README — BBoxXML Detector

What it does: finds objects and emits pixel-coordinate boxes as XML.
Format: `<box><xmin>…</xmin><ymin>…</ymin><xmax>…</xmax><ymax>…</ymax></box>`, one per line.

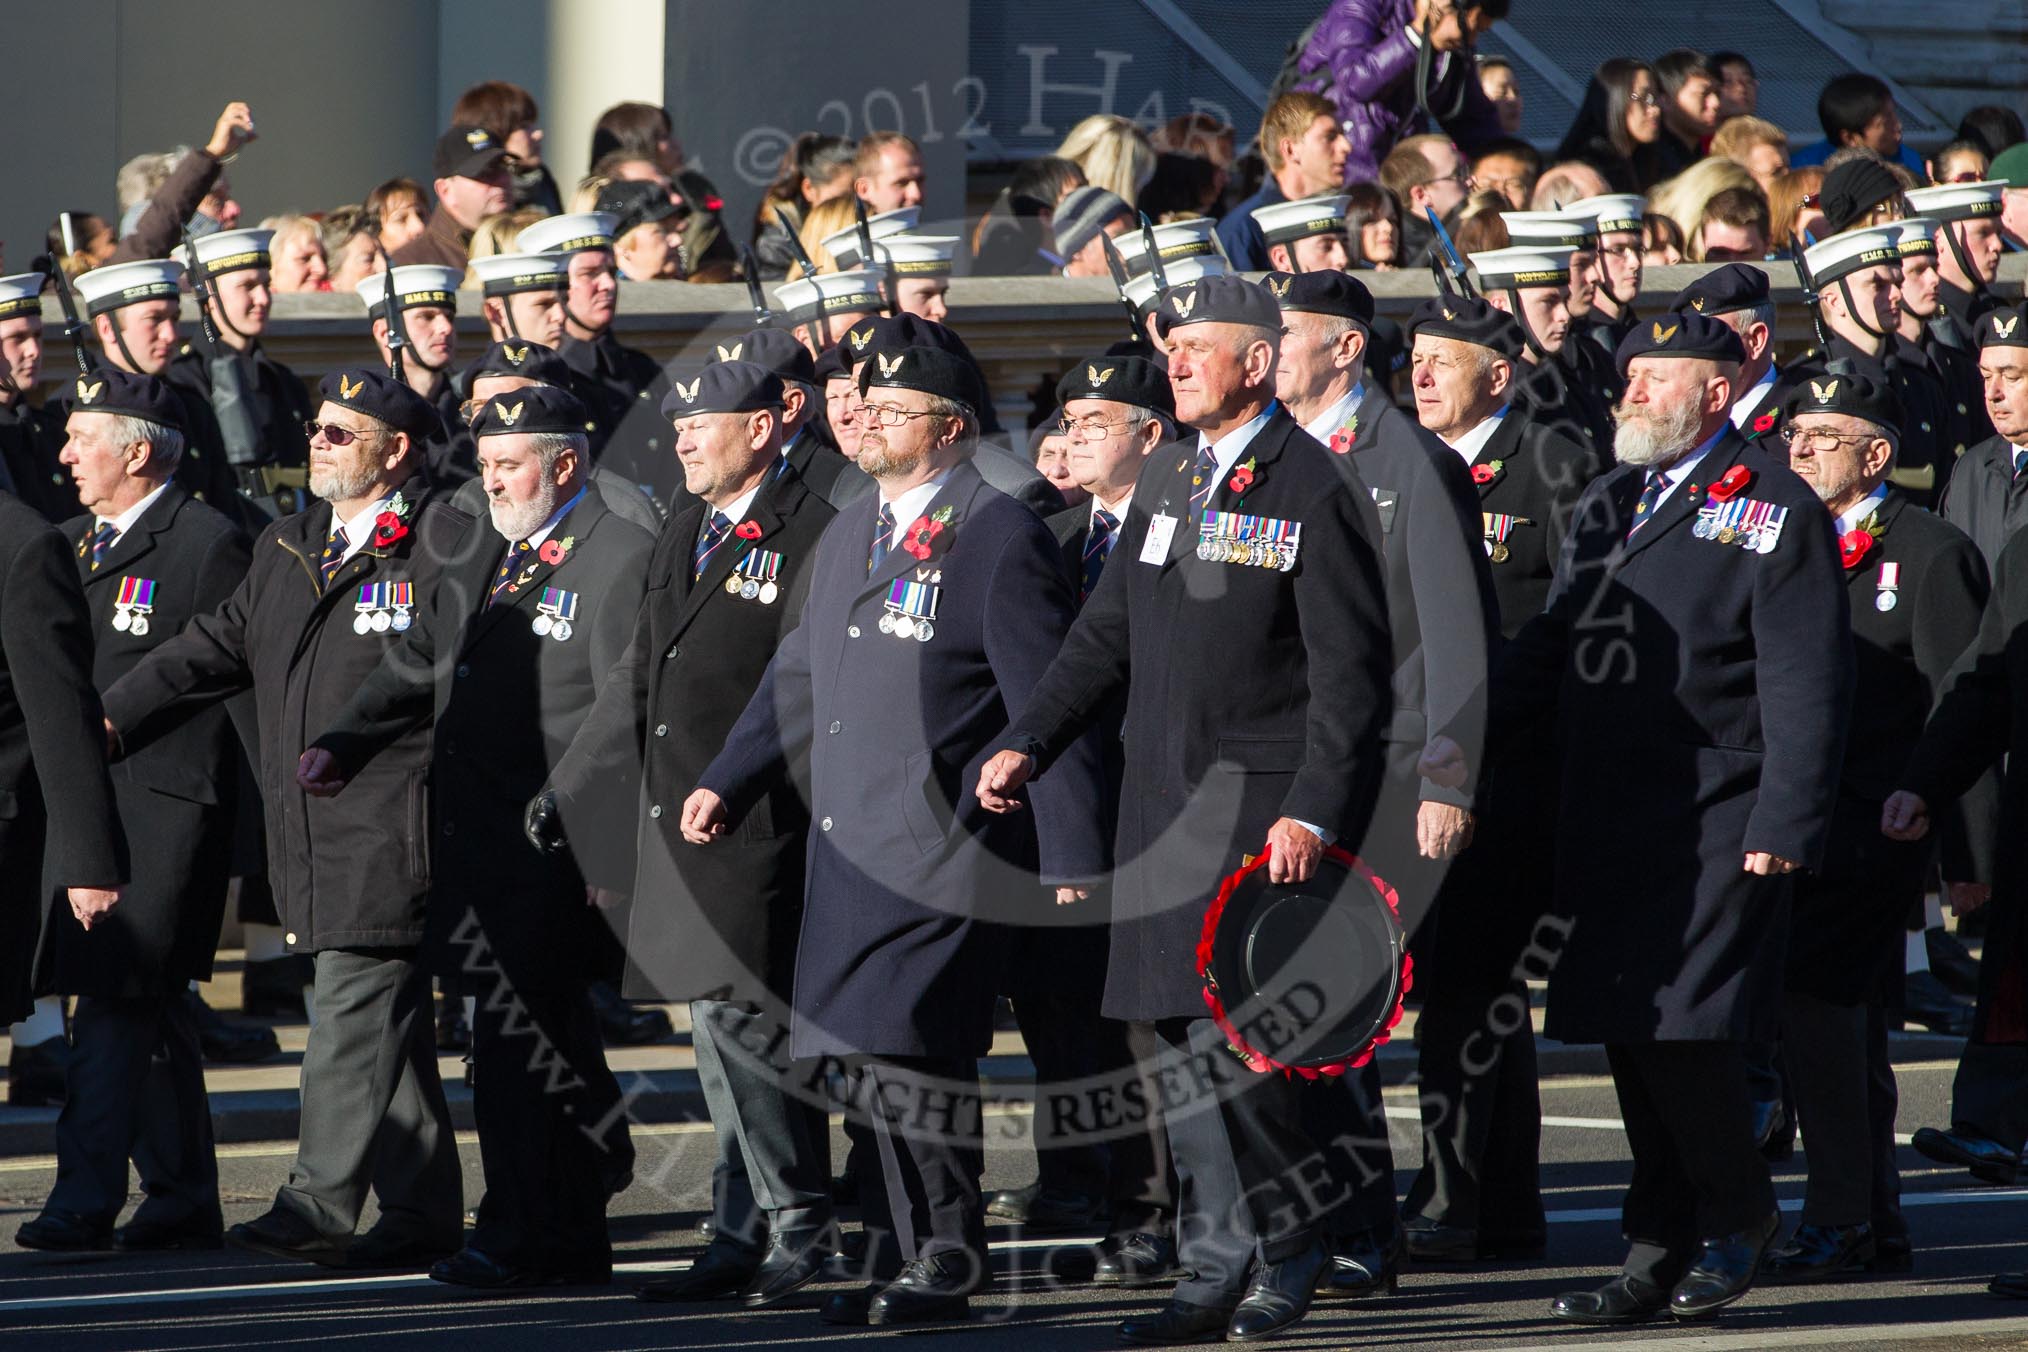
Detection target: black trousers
<box><xmin>1767</xmin><ymin>997</ymin><xmax>1904</xmax><ymax>1234</ymax></box>
<box><xmin>1302</xmin><ymin>1059</ymin><xmax>1398</xmax><ymax>1243</ymax></box>
<box><xmin>1112</xmin><ymin>1018</ymin><xmax>1178</xmax><ymax>1237</ymax></box>
<box><xmin>862</xmin><ymin>1055</ymin><xmax>985</xmax><ymax>1278</ymax></box>
<box><xmin>1007</xmin><ymin>925</ymin><xmax>1119</xmax><ymax>1202</ymax></box>
<box><xmin>1606</xmin><ymin>1041</ymin><xmax>1775</xmax><ymax>1290</ymax></box>
<box><xmin>47</xmin><ymin>993</ymin><xmax>218</xmax><ymax>1228</ymax></box>
<box><xmin>1952</xmin><ymin>1041</ymin><xmax>2028</xmax><ymax>1149</ymax></box>
<box><xmin>467</xmin><ymin>986</ymin><xmax>615</xmax><ymax>1271</ymax></box>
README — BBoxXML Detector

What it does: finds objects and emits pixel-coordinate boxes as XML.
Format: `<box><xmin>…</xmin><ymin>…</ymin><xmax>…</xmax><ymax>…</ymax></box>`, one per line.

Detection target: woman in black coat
<box><xmin>1556</xmin><ymin>58</ymin><xmax>1672</xmax><ymax>194</ymax></box>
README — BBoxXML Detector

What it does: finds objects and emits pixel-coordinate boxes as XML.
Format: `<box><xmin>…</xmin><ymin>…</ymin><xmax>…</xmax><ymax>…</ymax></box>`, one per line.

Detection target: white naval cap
<box><xmin>1112</xmin><ymin>216</ymin><xmax>1221</xmax><ymax>277</ymax></box>
<box><xmin>1890</xmin><ymin>217</ymin><xmax>1940</xmax><ymax>258</ymax></box>
<box><xmin>1499</xmin><ymin>210</ymin><xmax>1598</xmax><ymax>248</ymax></box>
<box><xmin>773</xmin><ymin>269</ymin><xmax>887</xmax><ymax>325</ymax></box>
<box><xmin>1248</xmin><ymin>194</ymin><xmax>1351</xmax><ymax>246</ymax></box>
<box><xmin>515</xmin><ymin>212</ymin><xmax>617</xmax><ymax>256</ymax></box>
<box><xmin>1565</xmin><ymin>194</ymin><xmax>1646</xmax><ymax>236</ymax></box>
<box><xmin>470</xmin><ymin>251</ymin><xmax>568</xmax><ymax>296</ymax></box>
<box><xmin>866</xmin><ymin>234</ymin><xmax>959</xmax><ymax>278</ymax></box>
<box><xmin>354</xmin><ymin>265</ymin><xmax>463</xmax><ymax>318</ymax></box>
<box><xmin>819</xmin><ymin>206</ymin><xmax>922</xmax><ymax>269</ymax></box>
<box><xmin>189</xmin><ymin>227</ymin><xmax>274</xmax><ymax>275</ymax></box>
<box><xmin>1122</xmin><ymin>254</ymin><xmax>1229</xmax><ymax>315</ymax></box>
<box><xmin>1470</xmin><ymin>245</ymin><xmax>1578</xmax><ymax>290</ymax></box>
<box><xmin>1902</xmin><ymin>180</ymin><xmax>2005</xmax><ymax>223</ymax></box>
<box><xmin>0</xmin><ymin>272</ymin><xmax>44</xmax><ymax>321</ymax></box>
<box><xmin>73</xmin><ymin>258</ymin><xmax>184</xmax><ymax>317</ymax></box>
<box><xmin>1804</xmin><ymin>226</ymin><xmax>1902</xmax><ymax>288</ymax></box>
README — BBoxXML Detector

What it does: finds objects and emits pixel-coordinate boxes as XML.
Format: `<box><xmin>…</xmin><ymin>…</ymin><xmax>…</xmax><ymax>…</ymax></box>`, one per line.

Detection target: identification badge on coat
<box><xmin>532</xmin><ymin>587</ymin><xmax>579</xmax><ymax>640</ymax></box>
<box><xmin>1693</xmin><ymin>497</ymin><xmax>1788</xmax><ymax>553</ymax></box>
<box><xmin>1482</xmin><ymin>513</ymin><xmax>1531</xmax><ymax>563</ymax></box>
<box><xmin>1196</xmin><ymin>511</ymin><xmax>1300</xmax><ymax>571</ymax></box>
<box><xmin>878</xmin><ymin>577</ymin><xmax>939</xmax><ymax>641</ymax></box>
<box><xmin>111</xmin><ymin>576</ymin><xmax>156</xmax><ymax>635</ymax></box>
<box><xmin>1876</xmin><ymin>561</ymin><xmax>1901</xmax><ymax>612</ymax></box>
<box><xmin>1140</xmin><ymin>513</ymin><xmax>1178</xmax><ymax>565</ymax></box>
<box><xmin>724</xmin><ymin>548</ymin><xmax>783</xmax><ymax>605</ymax></box>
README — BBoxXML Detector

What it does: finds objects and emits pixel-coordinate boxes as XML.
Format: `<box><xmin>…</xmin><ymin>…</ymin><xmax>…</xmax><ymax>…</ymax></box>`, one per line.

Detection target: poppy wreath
<box><xmin>1194</xmin><ymin>843</ymin><xmax>1412</xmax><ymax>1081</ymax></box>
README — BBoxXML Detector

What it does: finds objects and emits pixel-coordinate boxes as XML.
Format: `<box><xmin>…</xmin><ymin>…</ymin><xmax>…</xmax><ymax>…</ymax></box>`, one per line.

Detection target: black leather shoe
<box><xmin>589</xmin><ymin>981</ymin><xmax>672</xmax><ymax>1046</ymax></box>
<box><xmin>1117</xmin><ymin>1300</ymin><xmax>1233</xmax><ymax>1345</ymax></box>
<box><xmin>1095</xmin><ymin>1231</ymin><xmax>1183</xmax><ymax>1287</ymax></box>
<box><xmin>1403</xmin><ymin>1218</ymin><xmax>1477</xmax><ymax>1264</ymax></box>
<box><xmin>1895</xmin><ymin>971</ymin><xmax>1974</xmax><ymax>1036</ymax></box>
<box><xmin>345</xmin><ymin>1227</ymin><xmax>459</xmax><ymax>1271</ymax></box>
<box><xmin>738</xmin><ymin>1232</ymin><xmax>836</xmax><ymax>1308</ymax></box>
<box><xmin>867</xmin><ymin>1253</ymin><xmax>980</xmax><ymax>1326</ymax></box>
<box><xmin>226</xmin><ymin>1208</ymin><xmax>346</xmax><ymax>1266</ymax></box>
<box><xmin>1927</xmin><ymin>927</ymin><xmax>1980</xmax><ymax>996</ymax></box>
<box><xmin>1868</xmin><ymin>1232</ymin><xmax>1914</xmax><ymax>1273</ymax></box>
<box><xmin>1751</xmin><ymin>1099</ymin><xmax>1794</xmax><ymax>1162</ymax></box>
<box><xmin>821</xmin><ymin>1286</ymin><xmax>875</xmax><ymax>1325</ymax></box>
<box><xmin>241</xmin><ymin>955</ymin><xmax>312</xmax><ymax>1017</ymax></box>
<box><xmin>1670</xmin><ymin>1211</ymin><xmax>1780</xmax><ymax>1318</ymax></box>
<box><xmin>113</xmin><ymin>1213</ymin><xmax>224</xmax><ymax>1251</ymax></box>
<box><xmin>430</xmin><ymin>1245</ymin><xmax>608</xmax><ymax>1288</ymax></box>
<box><xmin>7</xmin><ymin>1038</ymin><xmax>69</xmax><ymax>1107</ymax></box>
<box><xmin>1320</xmin><ymin>1228</ymin><xmax>1401</xmax><ymax>1296</ymax></box>
<box><xmin>986</xmin><ymin>1181</ymin><xmax>1103</xmax><ymax>1231</ymax></box>
<box><xmin>187</xmin><ymin>988</ymin><xmax>281</xmax><ymax>1064</ymax></box>
<box><xmin>1912</xmin><ymin>1125</ymin><xmax>2021</xmax><ymax>1185</ymax></box>
<box><xmin>1548</xmin><ymin>1275</ymin><xmax>1669</xmax><ymax>1325</ymax></box>
<box><xmin>636</xmin><ymin>1243</ymin><xmax>760</xmax><ymax>1301</ymax></box>
<box><xmin>1761</xmin><ymin>1222</ymin><xmax>1874</xmax><ymax>1283</ymax></box>
<box><xmin>434</xmin><ymin>994</ymin><xmax>471</xmax><ymax>1052</ymax></box>
<box><xmin>1227</xmin><ymin>1241</ymin><xmax>1327</xmax><ymax>1340</ymax></box>
<box><xmin>1989</xmin><ymin>1269</ymin><xmax>2028</xmax><ymax>1298</ymax></box>
<box><xmin>16</xmin><ymin>1210</ymin><xmax>113</xmax><ymax>1252</ymax></box>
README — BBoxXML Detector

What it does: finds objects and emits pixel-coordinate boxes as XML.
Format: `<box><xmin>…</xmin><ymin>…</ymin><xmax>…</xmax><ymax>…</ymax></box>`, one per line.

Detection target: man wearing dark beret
<box><xmin>14</xmin><ymin>370</ymin><xmax>248</xmax><ymax>1254</ymax></box>
<box><xmin>1398</xmin><ymin>293</ymin><xmax>1600</xmax><ymax>1267</ymax></box>
<box><xmin>538</xmin><ymin>360</ymin><xmax>841</xmax><ymax>1307</ymax></box>
<box><xmin>1939</xmin><ymin>304</ymin><xmax>2028</xmax><ymax>568</ymax></box>
<box><xmin>981</xmin><ymin>273</ymin><xmax>1394</xmax><ymax>1343</ymax></box>
<box><xmin>1425</xmin><ymin>309</ymin><xmax>1852</xmax><ymax>1326</ymax></box>
<box><xmin>683</xmin><ymin>346</ymin><xmax>1106</xmax><ymax>1327</ymax></box>
<box><xmin>298</xmin><ymin>383</ymin><xmax>654</xmax><ymax>1288</ymax></box>
<box><xmin>1269</xmin><ymin>267</ymin><xmax>1501</xmax><ymax>1288</ymax></box>
<box><xmin>98</xmin><ymin>367</ymin><xmax>470</xmax><ymax>1269</ymax></box>
<box><xmin>1668</xmin><ymin>262</ymin><xmax>1794</xmax><ymax>443</ymax></box>
<box><xmin>1751</xmin><ymin>371</ymin><xmax>1990</xmax><ymax>1282</ymax></box>
<box><xmin>709</xmin><ymin>326</ymin><xmax>868</xmax><ymax>506</ymax></box>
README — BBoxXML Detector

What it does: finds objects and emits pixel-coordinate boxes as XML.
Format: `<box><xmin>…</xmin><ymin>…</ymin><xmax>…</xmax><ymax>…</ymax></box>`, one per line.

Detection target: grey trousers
<box><xmin>274</xmin><ymin>948</ymin><xmax>461</xmax><ymax>1244</ymax></box>
<box><xmin>690</xmin><ymin>998</ymin><xmax>834</xmax><ymax>1249</ymax></box>
<box><xmin>48</xmin><ymin>993</ymin><xmax>219</xmax><ymax>1228</ymax></box>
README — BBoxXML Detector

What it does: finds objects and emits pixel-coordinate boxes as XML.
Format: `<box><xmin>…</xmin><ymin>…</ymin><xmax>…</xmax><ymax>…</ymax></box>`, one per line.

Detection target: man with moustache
<box><xmin>1423</xmin><ymin>312</ymin><xmax>1851</xmax><ymax>1326</ymax></box>
<box><xmin>299</xmin><ymin>384</ymin><xmax>652</xmax><ymax>1289</ymax></box>
<box><xmin>707</xmin><ymin>326</ymin><xmax>867</xmax><ymax>507</ymax></box>
<box><xmin>100</xmin><ymin>369</ymin><xmax>468</xmax><ymax>1270</ymax></box>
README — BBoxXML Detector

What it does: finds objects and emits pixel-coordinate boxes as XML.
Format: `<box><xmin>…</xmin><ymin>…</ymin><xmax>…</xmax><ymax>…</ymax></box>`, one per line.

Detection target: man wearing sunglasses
<box><xmin>98</xmin><ymin>369</ymin><xmax>470</xmax><ymax>1273</ymax></box>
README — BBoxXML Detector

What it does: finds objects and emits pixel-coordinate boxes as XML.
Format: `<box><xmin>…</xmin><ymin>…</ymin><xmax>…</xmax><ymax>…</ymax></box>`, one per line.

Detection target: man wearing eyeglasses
<box><xmin>99</xmin><ymin>369</ymin><xmax>470</xmax><ymax>1273</ymax></box>
<box><xmin>1759</xmin><ymin>372</ymin><xmax>1991</xmax><ymax>1283</ymax></box>
<box><xmin>1380</xmin><ymin>135</ymin><xmax>1476</xmax><ymax>271</ymax></box>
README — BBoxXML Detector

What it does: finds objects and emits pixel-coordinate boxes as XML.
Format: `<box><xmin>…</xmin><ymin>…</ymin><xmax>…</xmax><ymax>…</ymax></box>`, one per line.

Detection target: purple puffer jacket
<box><xmin>1297</xmin><ymin>0</ymin><xmax>1503</xmax><ymax>184</ymax></box>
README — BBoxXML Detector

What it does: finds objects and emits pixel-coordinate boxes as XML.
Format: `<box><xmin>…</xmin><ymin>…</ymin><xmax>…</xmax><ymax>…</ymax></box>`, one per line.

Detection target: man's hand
<box><xmin>1266</xmin><ymin>818</ymin><xmax>1323</xmax><ymax>884</ymax></box>
<box><xmin>1054</xmin><ymin>886</ymin><xmax>1089</xmax><ymax>907</ymax></box>
<box><xmin>206</xmin><ymin>102</ymin><xmax>257</xmax><ymax>159</ymax></box>
<box><xmin>297</xmin><ymin>748</ymin><xmax>349</xmax><ymax>797</ymax></box>
<box><xmin>1948</xmin><ymin>881</ymin><xmax>1992</xmax><ymax>917</ymax></box>
<box><xmin>1881</xmin><ymin>790</ymin><xmax>1931</xmax><ymax>842</ymax></box>
<box><xmin>681</xmin><ymin>788</ymin><xmax>730</xmax><ymax>845</ymax></box>
<box><xmin>524</xmin><ymin>790</ymin><xmax>569</xmax><ymax>854</ymax></box>
<box><xmin>68</xmin><ymin>886</ymin><xmax>120</xmax><ymax>931</ymax></box>
<box><xmin>976</xmin><ymin>750</ymin><xmax>1036</xmax><ymax>814</ymax></box>
<box><xmin>1417</xmin><ymin>735</ymin><xmax>1469</xmax><ymax>790</ymax></box>
<box><xmin>1416</xmin><ymin>801</ymin><xmax>1475</xmax><ymax>861</ymax></box>
<box><xmin>1743</xmin><ymin>852</ymin><xmax>1799</xmax><ymax>876</ymax></box>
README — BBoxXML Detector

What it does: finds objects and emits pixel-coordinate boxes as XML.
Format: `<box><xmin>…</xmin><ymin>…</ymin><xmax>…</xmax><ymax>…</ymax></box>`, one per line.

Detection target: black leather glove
<box><xmin>524</xmin><ymin>788</ymin><xmax>570</xmax><ymax>854</ymax></box>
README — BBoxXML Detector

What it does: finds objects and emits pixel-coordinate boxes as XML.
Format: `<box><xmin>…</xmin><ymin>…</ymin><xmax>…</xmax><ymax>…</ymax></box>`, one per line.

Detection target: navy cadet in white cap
<box><xmin>1565</xmin><ymin>194</ymin><xmax>1648</xmax><ymax>367</ymax></box>
<box><xmin>0</xmin><ymin>270</ymin><xmax>79</xmax><ymax>519</ymax></box>
<box><xmin>357</xmin><ymin>264</ymin><xmax>469</xmax><ymax>486</ymax></box>
<box><xmin>1904</xmin><ymin>180</ymin><xmax>2010</xmax><ymax>348</ymax></box>
<box><xmin>774</xmin><ymin>269</ymin><xmax>889</xmax><ymax>358</ymax></box>
<box><xmin>1249</xmin><ymin>194</ymin><xmax>1353</xmax><ymax>274</ymax></box>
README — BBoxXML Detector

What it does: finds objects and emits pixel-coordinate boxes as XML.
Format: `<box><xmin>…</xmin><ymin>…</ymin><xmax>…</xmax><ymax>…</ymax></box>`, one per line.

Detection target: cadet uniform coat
<box><xmin>45</xmin><ymin>485</ymin><xmax>250</xmax><ymax>997</ymax></box>
<box><xmin>553</xmin><ymin>463</ymin><xmax>835</xmax><ymax>1005</ymax></box>
<box><xmin>700</xmin><ymin>457</ymin><xmax>1107</xmax><ymax>1059</ymax></box>
<box><xmin>1006</xmin><ymin>408</ymin><xmax>1395</xmax><ymax>1022</ymax></box>
<box><xmin>1492</xmin><ymin>430</ymin><xmax>1853</xmax><ymax>1043</ymax></box>
<box><xmin>101</xmin><ymin>482</ymin><xmax>471</xmax><ymax>952</ymax></box>
<box><xmin>314</xmin><ymin>492</ymin><xmax>652</xmax><ymax>993</ymax></box>
<box><xmin>0</xmin><ymin>492</ymin><xmax>125</xmax><ymax>1020</ymax></box>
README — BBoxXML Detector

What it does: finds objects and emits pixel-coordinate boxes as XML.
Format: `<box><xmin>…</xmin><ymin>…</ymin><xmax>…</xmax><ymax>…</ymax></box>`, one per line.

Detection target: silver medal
<box><xmin>371</xmin><ymin>610</ymin><xmax>392</xmax><ymax>633</ymax></box>
<box><xmin>392</xmin><ymin>609</ymin><xmax>412</xmax><ymax>632</ymax></box>
<box><xmin>740</xmin><ymin>579</ymin><xmax>760</xmax><ymax>600</ymax></box>
<box><xmin>758</xmin><ymin>581</ymin><xmax>779</xmax><ymax>605</ymax></box>
<box><xmin>354</xmin><ymin>612</ymin><xmax>373</xmax><ymax>636</ymax></box>
<box><xmin>532</xmin><ymin>613</ymin><xmax>554</xmax><ymax>637</ymax></box>
<box><xmin>895</xmin><ymin>616</ymin><xmax>916</xmax><ymax>639</ymax></box>
<box><xmin>878</xmin><ymin>611</ymin><xmax>897</xmax><ymax>634</ymax></box>
<box><xmin>129</xmin><ymin>614</ymin><xmax>148</xmax><ymax>637</ymax></box>
<box><xmin>112</xmin><ymin>607</ymin><xmax>132</xmax><ymax>632</ymax></box>
<box><xmin>1876</xmin><ymin>591</ymin><xmax>1897</xmax><ymax>612</ymax></box>
<box><xmin>913</xmin><ymin>619</ymin><xmax>934</xmax><ymax>643</ymax></box>
<box><xmin>551</xmin><ymin>619</ymin><xmax>573</xmax><ymax>641</ymax></box>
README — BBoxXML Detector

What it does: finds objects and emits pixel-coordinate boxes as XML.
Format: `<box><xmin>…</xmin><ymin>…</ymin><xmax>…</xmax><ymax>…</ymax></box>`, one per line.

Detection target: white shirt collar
<box><xmin>1642</xmin><ymin>425</ymin><xmax>1729</xmax><ymax>507</ymax></box>
<box><xmin>1090</xmin><ymin>492</ymin><xmax>1131</xmax><ymax>526</ymax></box>
<box><xmin>100</xmin><ymin>480</ymin><xmax>172</xmax><ymax>539</ymax></box>
<box><xmin>1445</xmin><ymin>405</ymin><xmax>1510</xmax><ymax>465</ymax></box>
<box><xmin>1729</xmin><ymin>364</ymin><xmax>1780</xmax><ymax>429</ymax></box>
<box><xmin>705</xmin><ymin>480</ymin><xmax>765</xmax><ymax>531</ymax></box>
<box><xmin>1197</xmin><ymin>401</ymin><xmax>1280</xmax><ymax>481</ymax></box>
<box><xmin>1834</xmin><ymin>484</ymin><xmax>1890</xmax><ymax>536</ymax></box>
<box><xmin>1300</xmin><ymin>383</ymin><xmax>1364</xmax><ymax>447</ymax></box>
<box><xmin>879</xmin><ymin>466</ymin><xmax>956</xmax><ymax>530</ymax></box>
<box><xmin>332</xmin><ymin>493</ymin><xmax>395</xmax><ymax>564</ymax></box>
<box><xmin>522</xmin><ymin>484</ymin><xmax>588</xmax><ymax>549</ymax></box>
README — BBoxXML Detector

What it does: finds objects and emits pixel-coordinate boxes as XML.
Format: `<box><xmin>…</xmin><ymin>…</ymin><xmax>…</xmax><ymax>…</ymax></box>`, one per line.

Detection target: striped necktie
<box><xmin>87</xmin><ymin>521</ymin><xmax>119</xmax><ymax>571</ymax></box>
<box><xmin>318</xmin><ymin>525</ymin><xmax>349</xmax><ymax>589</ymax></box>
<box><xmin>488</xmin><ymin>540</ymin><xmax>532</xmax><ymax>607</ymax></box>
<box><xmin>869</xmin><ymin>503</ymin><xmax>896</xmax><ymax>576</ymax></box>
<box><xmin>1188</xmin><ymin>445</ymin><xmax>1220</xmax><ymax>523</ymax></box>
<box><xmin>693</xmin><ymin>511</ymin><xmax>733</xmax><ymax>581</ymax></box>
<box><xmin>1627</xmin><ymin>471</ymin><xmax>1671</xmax><ymax>539</ymax></box>
<box><xmin>1082</xmin><ymin>509</ymin><xmax>1118</xmax><ymax>601</ymax></box>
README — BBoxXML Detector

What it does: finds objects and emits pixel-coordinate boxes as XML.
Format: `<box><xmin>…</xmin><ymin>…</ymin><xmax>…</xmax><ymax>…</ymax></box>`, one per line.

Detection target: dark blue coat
<box><xmin>1491</xmin><ymin>429</ymin><xmax>1853</xmax><ymax>1043</ymax></box>
<box><xmin>701</xmin><ymin>457</ymin><xmax>1106</xmax><ymax>1059</ymax></box>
